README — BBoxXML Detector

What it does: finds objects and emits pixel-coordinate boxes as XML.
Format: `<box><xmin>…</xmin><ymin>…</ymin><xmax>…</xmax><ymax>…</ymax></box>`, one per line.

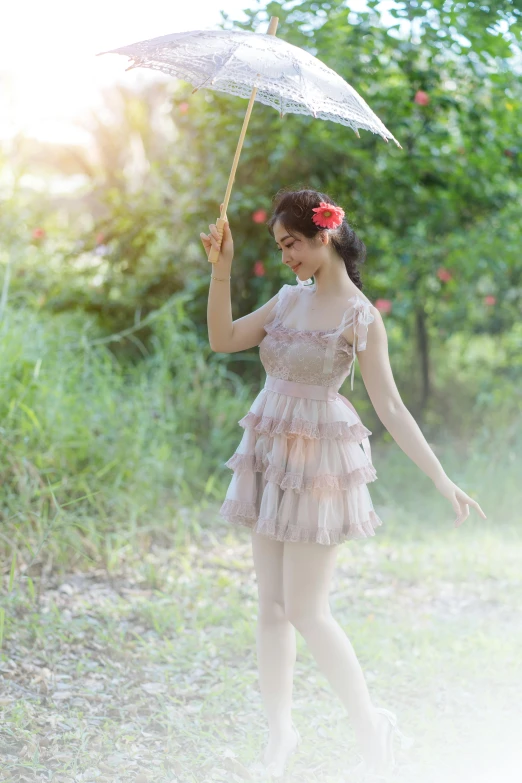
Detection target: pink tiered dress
<box><xmin>218</xmin><ymin>278</ymin><xmax>384</xmax><ymax>545</ymax></box>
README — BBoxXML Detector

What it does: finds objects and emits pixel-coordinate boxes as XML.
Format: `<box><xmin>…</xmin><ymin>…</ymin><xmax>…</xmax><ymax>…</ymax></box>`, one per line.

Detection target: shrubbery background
<box><xmin>1</xmin><ymin>0</ymin><xmax>521</xmax><ymax>570</ymax></box>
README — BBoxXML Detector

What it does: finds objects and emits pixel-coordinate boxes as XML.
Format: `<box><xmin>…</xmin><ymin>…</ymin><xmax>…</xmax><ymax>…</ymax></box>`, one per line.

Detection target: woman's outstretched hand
<box><xmin>200</xmin><ymin>203</ymin><xmax>234</xmax><ymax>269</ymax></box>
<box><xmin>433</xmin><ymin>473</ymin><xmax>487</xmax><ymax>528</ymax></box>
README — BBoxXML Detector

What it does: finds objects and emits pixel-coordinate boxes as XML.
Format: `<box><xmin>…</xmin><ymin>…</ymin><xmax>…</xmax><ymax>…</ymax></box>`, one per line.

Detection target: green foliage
<box><xmin>0</xmin><ymin>295</ymin><xmax>257</xmax><ymax>567</ymax></box>
<box><xmin>6</xmin><ymin>0</ymin><xmax>521</xmax><ymax>362</ymax></box>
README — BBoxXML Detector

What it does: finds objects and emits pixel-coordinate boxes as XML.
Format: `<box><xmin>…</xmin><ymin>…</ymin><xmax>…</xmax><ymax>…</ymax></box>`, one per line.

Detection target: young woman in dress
<box><xmin>202</xmin><ymin>189</ymin><xmax>486</xmax><ymax>780</ymax></box>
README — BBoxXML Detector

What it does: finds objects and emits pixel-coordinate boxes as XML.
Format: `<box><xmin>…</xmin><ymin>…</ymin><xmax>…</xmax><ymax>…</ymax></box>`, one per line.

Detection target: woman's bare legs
<box><xmin>251</xmin><ymin>530</ymin><xmax>298</xmax><ymax>765</ymax></box>
<box><xmin>283</xmin><ymin>539</ymin><xmax>388</xmax><ymax>763</ymax></box>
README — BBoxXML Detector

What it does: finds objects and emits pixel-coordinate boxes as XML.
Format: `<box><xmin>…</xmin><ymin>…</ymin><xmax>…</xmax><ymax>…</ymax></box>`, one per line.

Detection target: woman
<box><xmin>201</xmin><ymin>189</ymin><xmax>486</xmax><ymax>780</ymax></box>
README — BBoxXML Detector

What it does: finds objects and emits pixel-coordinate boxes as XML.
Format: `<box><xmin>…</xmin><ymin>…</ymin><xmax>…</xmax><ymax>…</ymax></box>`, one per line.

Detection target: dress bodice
<box><xmin>259</xmin><ymin>279</ymin><xmax>374</xmax><ymax>391</ymax></box>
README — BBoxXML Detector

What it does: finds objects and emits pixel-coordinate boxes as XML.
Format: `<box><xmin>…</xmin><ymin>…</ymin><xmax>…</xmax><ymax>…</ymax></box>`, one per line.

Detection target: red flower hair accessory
<box><xmin>311</xmin><ymin>201</ymin><xmax>345</xmax><ymax>229</ymax></box>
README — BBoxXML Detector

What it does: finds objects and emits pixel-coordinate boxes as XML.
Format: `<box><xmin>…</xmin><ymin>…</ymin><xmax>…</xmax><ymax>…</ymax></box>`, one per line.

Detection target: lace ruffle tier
<box><xmin>219</xmin><ymin>387</ymin><xmax>383</xmax><ymax>545</ymax></box>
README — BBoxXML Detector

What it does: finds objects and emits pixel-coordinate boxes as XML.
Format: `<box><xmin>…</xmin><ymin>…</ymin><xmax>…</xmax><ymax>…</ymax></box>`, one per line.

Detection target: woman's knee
<box><xmin>257</xmin><ymin>597</ymin><xmax>287</xmax><ymax>624</ymax></box>
<box><xmin>283</xmin><ymin>541</ymin><xmax>338</xmax><ymax>630</ymax></box>
<box><xmin>285</xmin><ymin>604</ymin><xmax>332</xmax><ymax>632</ymax></box>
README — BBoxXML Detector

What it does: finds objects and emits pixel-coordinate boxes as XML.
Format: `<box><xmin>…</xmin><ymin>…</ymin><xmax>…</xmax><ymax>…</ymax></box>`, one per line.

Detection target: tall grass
<box><xmin>0</xmin><ymin>294</ymin><xmax>256</xmax><ymax>575</ymax></box>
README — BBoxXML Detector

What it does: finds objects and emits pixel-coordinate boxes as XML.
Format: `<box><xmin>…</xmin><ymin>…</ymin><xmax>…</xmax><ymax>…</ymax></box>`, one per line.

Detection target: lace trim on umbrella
<box><xmin>102</xmin><ymin>30</ymin><xmax>401</xmax><ymax>146</ymax></box>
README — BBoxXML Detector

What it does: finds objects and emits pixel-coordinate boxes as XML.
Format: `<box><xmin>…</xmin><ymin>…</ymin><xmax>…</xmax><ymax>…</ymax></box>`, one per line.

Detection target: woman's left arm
<box><xmin>357</xmin><ymin>307</ymin><xmax>488</xmax><ymax>528</ymax></box>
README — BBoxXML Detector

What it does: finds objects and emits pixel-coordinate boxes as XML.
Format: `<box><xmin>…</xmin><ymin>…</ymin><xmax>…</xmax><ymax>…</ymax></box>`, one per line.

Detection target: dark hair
<box><xmin>266</xmin><ymin>188</ymin><xmax>367</xmax><ymax>291</ymax></box>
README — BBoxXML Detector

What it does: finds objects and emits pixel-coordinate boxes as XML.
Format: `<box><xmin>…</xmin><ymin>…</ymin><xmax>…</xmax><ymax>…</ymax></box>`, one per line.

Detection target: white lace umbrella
<box><xmin>97</xmin><ymin>17</ymin><xmax>401</xmax><ymax>264</ymax></box>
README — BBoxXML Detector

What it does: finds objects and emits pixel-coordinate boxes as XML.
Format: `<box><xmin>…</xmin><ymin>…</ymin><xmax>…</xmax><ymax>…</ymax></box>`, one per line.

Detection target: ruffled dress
<box><xmin>218</xmin><ymin>278</ymin><xmax>384</xmax><ymax>545</ymax></box>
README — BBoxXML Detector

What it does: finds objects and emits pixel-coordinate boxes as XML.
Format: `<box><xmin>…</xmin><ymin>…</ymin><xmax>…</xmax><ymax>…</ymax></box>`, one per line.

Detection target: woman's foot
<box><xmin>262</xmin><ymin>724</ymin><xmax>301</xmax><ymax>776</ymax></box>
<box><xmin>359</xmin><ymin>709</ymin><xmax>395</xmax><ymax>774</ymax></box>
<box><xmin>356</xmin><ymin>706</ymin><xmax>414</xmax><ymax>779</ymax></box>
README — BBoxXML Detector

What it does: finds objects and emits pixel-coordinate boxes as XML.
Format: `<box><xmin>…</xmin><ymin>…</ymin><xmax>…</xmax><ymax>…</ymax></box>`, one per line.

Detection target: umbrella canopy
<box><xmin>98</xmin><ymin>28</ymin><xmax>401</xmax><ymax>147</ymax></box>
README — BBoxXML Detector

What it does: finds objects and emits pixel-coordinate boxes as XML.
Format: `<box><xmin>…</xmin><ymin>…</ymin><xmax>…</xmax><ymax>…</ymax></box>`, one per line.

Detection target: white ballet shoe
<box><xmin>261</xmin><ymin>723</ymin><xmax>302</xmax><ymax>779</ymax></box>
<box><xmin>347</xmin><ymin>707</ymin><xmax>415</xmax><ymax>782</ymax></box>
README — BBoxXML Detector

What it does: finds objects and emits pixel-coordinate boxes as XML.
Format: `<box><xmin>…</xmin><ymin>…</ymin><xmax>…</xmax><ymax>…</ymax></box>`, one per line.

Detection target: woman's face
<box><xmin>273</xmin><ymin>220</ymin><xmax>326</xmax><ymax>280</ymax></box>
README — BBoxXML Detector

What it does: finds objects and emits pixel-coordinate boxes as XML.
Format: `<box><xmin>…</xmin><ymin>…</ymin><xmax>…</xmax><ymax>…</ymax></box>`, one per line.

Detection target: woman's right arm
<box><xmin>209</xmin><ymin>290</ymin><xmax>279</xmax><ymax>353</ymax></box>
<box><xmin>202</xmin><ymin>212</ymin><xmax>279</xmax><ymax>353</ymax></box>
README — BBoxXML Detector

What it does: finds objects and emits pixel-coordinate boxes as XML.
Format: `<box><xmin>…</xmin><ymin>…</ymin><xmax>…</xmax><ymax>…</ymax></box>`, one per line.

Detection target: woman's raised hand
<box><xmin>200</xmin><ymin>203</ymin><xmax>234</xmax><ymax>269</ymax></box>
<box><xmin>432</xmin><ymin>473</ymin><xmax>487</xmax><ymax>528</ymax></box>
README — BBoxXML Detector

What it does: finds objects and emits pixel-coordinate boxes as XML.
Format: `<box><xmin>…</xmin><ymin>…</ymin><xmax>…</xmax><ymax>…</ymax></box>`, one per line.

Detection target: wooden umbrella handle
<box><xmin>209</xmin><ymin>16</ymin><xmax>279</xmax><ymax>264</ymax></box>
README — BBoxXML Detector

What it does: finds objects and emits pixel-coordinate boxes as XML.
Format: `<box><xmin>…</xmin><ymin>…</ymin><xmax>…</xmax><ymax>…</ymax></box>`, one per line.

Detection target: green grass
<box><xmin>0</xmin><ymin>298</ymin><xmax>258</xmax><ymax>572</ymax></box>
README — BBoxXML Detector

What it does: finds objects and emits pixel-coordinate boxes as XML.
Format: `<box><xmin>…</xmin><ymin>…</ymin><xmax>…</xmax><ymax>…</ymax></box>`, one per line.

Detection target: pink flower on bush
<box><xmin>95</xmin><ymin>232</ymin><xmax>105</xmax><ymax>245</ymax></box>
<box><xmin>414</xmin><ymin>90</ymin><xmax>430</xmax><ymax>106</ymax></box>
<box><xmin>32</xmin><ymin>227</ymin><xmax>46</xmax><ymax>240</ymax></box>
<box><xmin>484</xmin><ymin>295</ymin><xmax>496</xmax><ymax>306</ymax></box>
<box><xmin>179</xmin><ymin>102</ymin><xmax>189</xmax><ymax>114</ymax></box>
<box><xmin>252</xmin><ymin>209</ymin><xmax>267</xmax><ymax>223</ymax></box>
<box><xmin>253</xmin><ymin>260</ymin><xmax>265</xmax><ymax>277</ymax></box>
<box><xmin>437</xmin><ymin>267</ymin><xmax>452</xmax><ymax>282</ymax></box>
<box><xmin>375</xmin><ymin>298</ymin><xmax>392</xmax><ymax>314</ymax></box>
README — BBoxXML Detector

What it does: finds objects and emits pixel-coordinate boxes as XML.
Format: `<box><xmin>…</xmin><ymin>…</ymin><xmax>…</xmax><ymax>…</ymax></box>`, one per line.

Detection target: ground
<box><xmin>1</xmin><ymin>511</ymin><xmax>521</xmax><ymax>782</ymax></box>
